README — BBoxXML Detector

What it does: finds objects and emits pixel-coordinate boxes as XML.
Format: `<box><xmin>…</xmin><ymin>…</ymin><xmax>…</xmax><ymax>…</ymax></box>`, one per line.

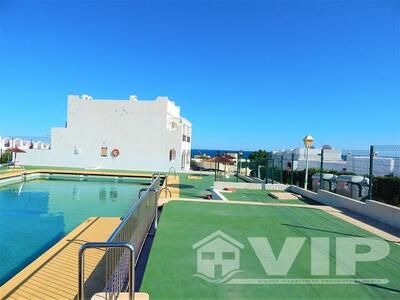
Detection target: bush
<box><xmin>0</xmin><ymin>151</ymin><xmax>12</xmax><ymax>164</ymax></box>
<box><xmin>372</xmin><ymin>177</ymin><xmax>400</xmax><ymax>207</ymax></box>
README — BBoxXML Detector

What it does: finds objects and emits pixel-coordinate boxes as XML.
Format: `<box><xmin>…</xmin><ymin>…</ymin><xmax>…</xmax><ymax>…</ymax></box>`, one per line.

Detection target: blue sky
<box><xmin>1</xmin><ymin>0</ymin><xmax>399</xmax><ymax>151</ymax></box>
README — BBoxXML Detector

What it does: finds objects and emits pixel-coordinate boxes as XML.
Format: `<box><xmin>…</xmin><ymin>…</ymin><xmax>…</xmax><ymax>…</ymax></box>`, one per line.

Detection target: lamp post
<box><xmin>303</xmin><ymin>134</ymin><xmax>314</xmax><ymax>189</ymax></box>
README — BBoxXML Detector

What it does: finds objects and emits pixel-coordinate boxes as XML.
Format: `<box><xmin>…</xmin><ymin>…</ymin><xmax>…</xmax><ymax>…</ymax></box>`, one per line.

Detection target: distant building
<box><xmin>271</xmin><ymin>147</ymin><xmax>399</xmax><ymax>176</ymax></box>
<box><xmin>272</xmin><ymin>147</ymin><xmax>346</xmax><ymax>172</ymax></box>
<box><xmin>0</xmin><ymin>137</ymin><xmax>50</xmax><ymax>150</ymax></box>
<box><xmin>17</xmin><ymin>94</ymin><xmax>192</xmax><ymax>171</ymax></box>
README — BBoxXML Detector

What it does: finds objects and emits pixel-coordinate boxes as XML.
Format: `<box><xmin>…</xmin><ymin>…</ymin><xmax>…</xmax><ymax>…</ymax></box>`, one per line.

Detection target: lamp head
<box><xmin>303</xmin><ymin>134</ymin><xmax>314</xmax><ymax>148</ymax></box>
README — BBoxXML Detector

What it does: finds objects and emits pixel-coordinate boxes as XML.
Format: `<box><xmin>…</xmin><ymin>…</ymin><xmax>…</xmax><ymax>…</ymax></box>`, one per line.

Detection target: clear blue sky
<box><xmin>1</xmin><ymin>0</ymin><xmax>399</xmax><ymax>151</ymax></box>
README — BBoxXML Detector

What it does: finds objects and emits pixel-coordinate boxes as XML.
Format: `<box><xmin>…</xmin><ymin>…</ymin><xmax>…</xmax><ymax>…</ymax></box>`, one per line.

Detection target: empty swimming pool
<box><xmin>0</xmin><ymin>175</ymin><xmax>151</xmax><ymax>285</ymax></box>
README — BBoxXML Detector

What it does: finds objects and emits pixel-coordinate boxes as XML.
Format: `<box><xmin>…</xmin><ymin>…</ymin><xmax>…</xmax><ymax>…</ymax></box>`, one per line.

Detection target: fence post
<box><xmin>290</xmin><ymin>152</ymin><xmax>294</xmax><ymax>185</ymax></box>
<box><xmin>266</xmin><ymin>158</ymin><xmax>268</xmax><ymax>181</ymax></box>
<box><xmin>214</xmin><ymin>151</ymin><xmax>217</xmax><ymax>181</ymax></box>
<box><xmin>217</xmin><ymin>150</ymin><xmax>220</xmax><ymax>181</ymax></box>
<box><xmin>319</xmin><ymin>148</ymin><xmax>324</xmax><ymax>189</ymax></box>
<box><xmin>280</xmin><ymin>154</ymin><xmax>283</xmax><ymax>183</ymax></box>
<box><xmin>368</xmin><ymin>145</ymin><xmax>374</xmax><ymax>200</ymax></box>
<box><xmin>236</xmin><ymin>151</ymin><xmax>239</xmax><ymax>182</ymax></box>
<box><xmin>271</xmin><ymin>158</ymin><xmax>275</xmax><ymax>184</ymax></box>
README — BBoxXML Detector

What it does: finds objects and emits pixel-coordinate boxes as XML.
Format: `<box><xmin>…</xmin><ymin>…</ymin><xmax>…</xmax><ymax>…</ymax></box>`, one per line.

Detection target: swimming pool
<box><xmin>0</xmin><ymin>176</ymin><xmax>150</xmax><ymax>285</ymax></box>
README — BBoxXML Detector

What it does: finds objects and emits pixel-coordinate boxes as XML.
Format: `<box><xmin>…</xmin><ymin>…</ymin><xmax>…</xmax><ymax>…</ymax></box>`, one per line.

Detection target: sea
<box><xmin>191</xmin><ymin>149</ymin><xmax>253</xmax><ymax>159</ymax></box>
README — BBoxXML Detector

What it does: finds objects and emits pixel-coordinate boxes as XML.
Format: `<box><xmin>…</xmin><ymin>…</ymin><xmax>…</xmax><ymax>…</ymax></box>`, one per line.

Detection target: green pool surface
<box><xmin>221</xmin><ymin>189</ymin><xmax>319</xmax><ymax>205</ymax></box>
<box><xmin>140</xmin><ymin>201</ymin><xmax>400</xmax><ymax>299</ymax></box>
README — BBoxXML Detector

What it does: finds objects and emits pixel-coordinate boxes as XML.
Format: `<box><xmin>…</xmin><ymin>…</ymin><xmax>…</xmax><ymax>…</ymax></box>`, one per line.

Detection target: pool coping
<box><xmin>0</xmin><ymin>169</ymin><xmax>155</xmax><ymax>181</ymax></box>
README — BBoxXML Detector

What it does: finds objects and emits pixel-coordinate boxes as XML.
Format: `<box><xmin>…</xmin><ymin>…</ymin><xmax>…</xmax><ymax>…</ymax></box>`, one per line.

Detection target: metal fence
<box><xmin>271</xmin><ymin>145</ymin><xmax>399</xmax><ymax>205</ymax></box>
<box><xmin>78</xmin><ymin>174</ymin><xmax>161</xmax><ymax>300</ymax></box>
<box><xmin>203</xmin><ymin>146</ymin><xmax>399</xmax><ymax>205</ymax></box>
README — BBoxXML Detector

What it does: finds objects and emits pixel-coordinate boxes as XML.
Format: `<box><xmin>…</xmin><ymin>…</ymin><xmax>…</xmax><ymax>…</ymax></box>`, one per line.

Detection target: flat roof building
<box><xmin>18</xmin><ymin>94</ymin><xmax>192</xmax><ymax>171</ymax></box>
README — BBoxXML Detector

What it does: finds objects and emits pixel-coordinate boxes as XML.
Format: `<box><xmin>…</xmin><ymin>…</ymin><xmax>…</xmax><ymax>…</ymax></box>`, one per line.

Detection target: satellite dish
<box><xmin>322</xmin><ymin>144</ymin><xmax>333</xmax><ymax>150</ymax></box>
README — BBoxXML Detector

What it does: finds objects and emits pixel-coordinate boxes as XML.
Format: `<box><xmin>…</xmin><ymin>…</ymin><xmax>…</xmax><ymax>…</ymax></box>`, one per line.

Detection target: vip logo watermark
<box><xmin>192</xmin><ymin>231</ymin><xmax>390</xmax><ymax>285</ymax></box>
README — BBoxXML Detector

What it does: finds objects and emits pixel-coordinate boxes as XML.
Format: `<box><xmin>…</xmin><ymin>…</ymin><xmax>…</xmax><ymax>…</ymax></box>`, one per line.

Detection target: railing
<box><xmin>167</xmin><ymin>167</ymin><xmax>176</xmax><ymax>179</ymax></box>
<box><xmin>79</xmin><ymin>243</ymin><xmax>135</xmax><ymax>300</ymax></box>
<box><xmin>78</xmin><ymin>175</ymin><xmax>161</xmax><ymax>300</ymax></box>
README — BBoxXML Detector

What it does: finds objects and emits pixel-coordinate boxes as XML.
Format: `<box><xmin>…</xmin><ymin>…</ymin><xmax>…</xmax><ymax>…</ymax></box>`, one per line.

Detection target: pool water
<box><xmin>0</xmin><ymin>177</ymin><xmax>150</xmax><ymax>285</ymax></box>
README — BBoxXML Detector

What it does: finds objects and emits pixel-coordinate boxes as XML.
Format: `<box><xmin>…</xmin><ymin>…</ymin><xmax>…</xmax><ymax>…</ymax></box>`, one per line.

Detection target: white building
<box><xmin>0</xmin><ymin>137</ymin><xmax>50</xmax><ymax>150</ymax></box>
<box><xmin>17</xmin><ymin>94</ymin><xmax>192</xmax><ymax>171</ymax></box>
<box><xmin>271</xmin><ymin>147</ymin><xmax>400</xmax><ymax>176</ymax></box>
<box><xmin>272</xmin><ymin>147</ymin><xmax>346</xmax><ymax>172</ymax></box>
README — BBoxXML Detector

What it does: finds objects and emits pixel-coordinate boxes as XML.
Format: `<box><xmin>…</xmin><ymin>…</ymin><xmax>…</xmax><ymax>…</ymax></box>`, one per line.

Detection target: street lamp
<box><xmin>303</xmin><ymin>134</ymin><xmax>314</xmax><ymax>189</ymax></box>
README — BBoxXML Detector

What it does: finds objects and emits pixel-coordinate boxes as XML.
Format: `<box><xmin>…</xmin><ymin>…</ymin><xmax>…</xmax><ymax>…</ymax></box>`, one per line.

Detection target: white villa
<box><xmin>15</xmin><ymin>94</ymin><xmax>192</xmax><ymax>171</ymax></box>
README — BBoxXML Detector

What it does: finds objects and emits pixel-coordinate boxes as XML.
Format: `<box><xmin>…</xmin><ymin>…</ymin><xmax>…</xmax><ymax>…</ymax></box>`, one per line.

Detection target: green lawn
<box><xmin>140</xmin><ymin>201</ymin><xmax>400</xmax><ymax>299</ymax></box>
<box><xmin>221</xmin><ymin>189</ymin><xmax>319</xmax><ymax>205</ymax></box>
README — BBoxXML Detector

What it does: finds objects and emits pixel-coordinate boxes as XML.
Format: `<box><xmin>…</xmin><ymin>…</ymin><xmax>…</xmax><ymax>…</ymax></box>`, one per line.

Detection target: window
<box><xmin>101</xmin><ymin>147</ymin><xmax>108</xmax><ymax>157</ymax></box>
<box><xmin>181</xmin><ymin>150</ymin><xmax>186</xmax><ymax>169</ymax></box>
<box><xmin>169</xmin><ymin>149</ymin><xmax>176</xmax><ymax>161</ymax></box>
<box><xmin>187</xmin><ymin>151</ymin><xmax>191</xmax><ymax>165</ymax></box>
<box><xmin>201</xmin><ymin>252</ymin><xmax>215</xmax><ymax>260</ymax></box>
<box><xmin>222</xmin><ymin>252</ymin><xmax>235</xmax><ymax>260</ymax></box>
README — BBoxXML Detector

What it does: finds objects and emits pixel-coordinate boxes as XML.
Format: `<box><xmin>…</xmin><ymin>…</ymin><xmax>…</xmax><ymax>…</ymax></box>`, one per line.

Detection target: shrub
<box><xmin>372</xmin><ymin>177</ymin><xmax>400</xmax><ymax>207</ymax></box>
<box><xmin>0</xmin><ymin>151</ymin><xmax>12</xmax><ymax>164</ymax></box>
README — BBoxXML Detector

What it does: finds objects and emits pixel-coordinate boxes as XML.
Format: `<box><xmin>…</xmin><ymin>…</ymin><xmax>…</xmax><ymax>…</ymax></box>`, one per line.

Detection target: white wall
<box><xmin>214</xmin><ymin>181</ymin><xmax>289</xmax><ymax>191</ymax></box>
<box><xmin>346</xmin><ymin>156</ymin><xmax>395</xmax><ymax>176</ymax></box>
<box><xmin>18</xmin><ymin>95</ymin><xmax>192</xmax><ymax>172</ymax></box>
<box><xmin>287</xmin><ymin>186</ymin><xmax>400</xmax><ymax>229</ymax></box>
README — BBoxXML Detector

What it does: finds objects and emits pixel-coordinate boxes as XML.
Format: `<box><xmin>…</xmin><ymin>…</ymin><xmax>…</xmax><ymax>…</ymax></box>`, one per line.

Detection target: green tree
<box><xmin>248</xmin><ymin>149</ymin><xmax>267</xmax><ymax>161</ymax></box>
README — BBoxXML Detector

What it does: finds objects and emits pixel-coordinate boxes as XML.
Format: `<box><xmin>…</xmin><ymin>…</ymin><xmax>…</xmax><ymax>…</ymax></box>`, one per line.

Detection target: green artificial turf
<box><xmin>221</xmin><ymin>189</ymin><xmax>319</xmax><ymax>205</ymax></box>
<box><xmin>140</xmin><ymin>201</ymin><xmax>400</xmax><ymax>299</ymax></box>
<box><xmin>178</xmin><ymin>173</ymin><xmax>215</xmax><ymax>199</ymax></box>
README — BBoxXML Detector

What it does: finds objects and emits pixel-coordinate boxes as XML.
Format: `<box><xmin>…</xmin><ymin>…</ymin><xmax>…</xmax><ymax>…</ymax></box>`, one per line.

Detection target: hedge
<box><xmin>373</xmin><ymin>177</ymin><xmax>400</xmax><ymax>207</ymax></box>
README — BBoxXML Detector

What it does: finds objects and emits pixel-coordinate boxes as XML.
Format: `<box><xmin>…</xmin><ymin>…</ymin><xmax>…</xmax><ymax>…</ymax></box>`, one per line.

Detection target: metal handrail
<box><xmin>108</xmin><ymin>176</ymin><xmax>160</xmax><ymax>243</ymax></box>
<box><xmin>160</xmin><ymin>187</ymin><xmax>172</xmax><ymax>199</ymax></box>
<box><xmin>78</xmin><ymin>242</ymin><xmax>134</xmax><ymax>300</ymax></box>
<box><xmin>78</xmin><ymin>175</ymin><xmax>161</xmax><ymax>300</ymax></box>
<box><xmin>167</xmin><ymin>167</ymin><xmax>176</xmax><ymax>179</ymax></box>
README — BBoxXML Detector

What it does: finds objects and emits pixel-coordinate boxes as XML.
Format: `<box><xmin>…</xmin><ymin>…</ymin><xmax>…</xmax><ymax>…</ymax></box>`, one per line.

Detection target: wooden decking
<box><xmin>0</xmin><ymin>217</ymin><xmax>121</xmax><ymax>300</ymax></box>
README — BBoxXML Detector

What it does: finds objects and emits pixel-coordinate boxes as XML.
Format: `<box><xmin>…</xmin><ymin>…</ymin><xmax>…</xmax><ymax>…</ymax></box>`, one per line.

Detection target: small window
<box><xmin>101</xmin><ymin>147</ymin><xmax>108</xmax><ymax>157</ymax></box>
<box><xmin>169</xmin><ymin>149</ymin><xmax>176</xmax><ymax>161</ymax></box>
<box><xmin>222</xmin><ymin>252</ymin><xmax>235</xmax><ymax>260</ymax></box>
<box><xmin>201</xmin><ymin>252</ymin><xmax>215</xmax><ymax>260</ymax></box>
